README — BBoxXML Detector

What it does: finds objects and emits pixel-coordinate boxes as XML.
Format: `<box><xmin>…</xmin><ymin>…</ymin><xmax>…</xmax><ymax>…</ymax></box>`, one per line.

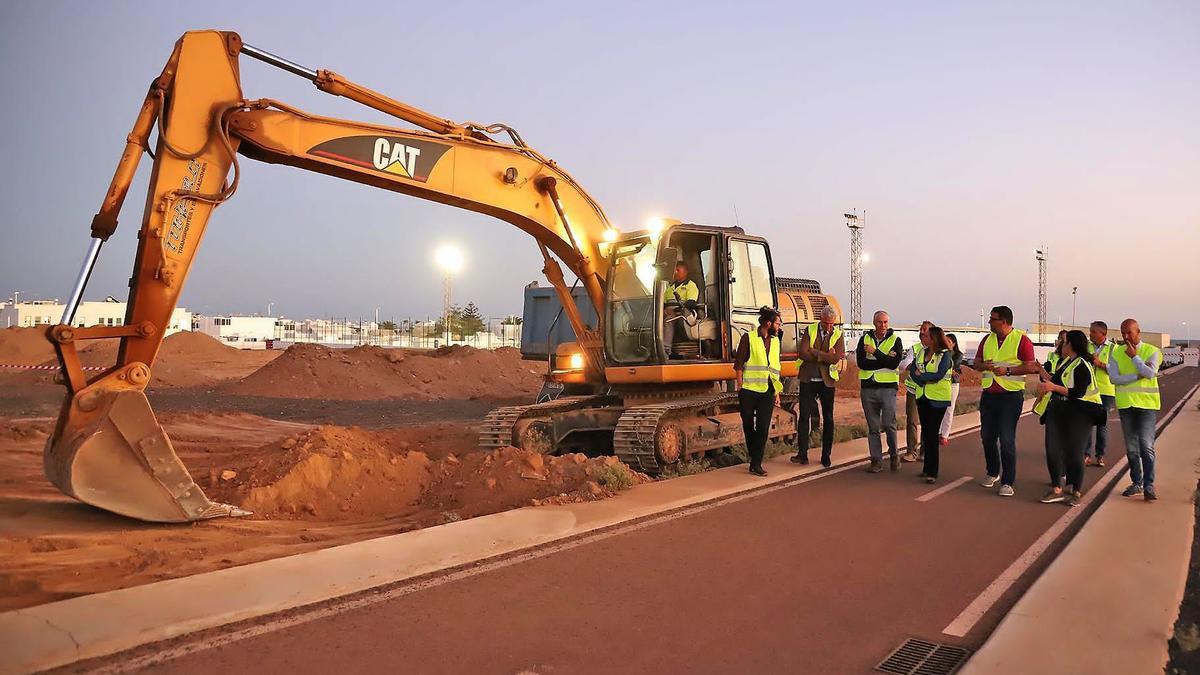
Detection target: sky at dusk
<box><xmin>1</xmin><ymin>1</ymin><xmax>1196</xmax><ymax>335</ymax></box>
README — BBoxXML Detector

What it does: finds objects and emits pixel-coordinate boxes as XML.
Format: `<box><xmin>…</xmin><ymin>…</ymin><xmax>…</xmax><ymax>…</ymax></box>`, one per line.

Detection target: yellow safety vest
<box><xmin>916</xmin><ymin>350</ymin><xmax>952</xmax><ymax>402</ymax></box>
<box><xmin>742</xmin><ymin>332</ymin><xmax>782</xmax><ymax>394</ymax></box>
<box><xmin>665</xmin><ymin>280</ymin><xmax>699</xmax><ymax>304</ymax></box>
<box><xmin>1111</xmin><ymin>342</ymin><xmax>1161</xmax><ymax>410</ymax></box>
<box><xmin>1061</xmin><ymin>357</ymin><xmax>1103</xmax><ymax>405</ymax></box>
<box><xmin>858</xmin><ymin>332</ymin><xmax>900</xmax><ymax>384</ymax></box>
<box><xmin>1089</xmin><ymin>341</ymin><xmax>1116</xmax><ymax>397</ymax></box>
<box><xmin>904</xmin><ymin>344</ymin><xmax>925</xmax><ymax>394</ymax></box>
<box><xmin>1034</xmin><ymin>356</ymin><xmax>1101</xmax><ymax>416</ymax></box>
<box><xmin>805</xmin><ymin>324</ymin><xmax>843</xmax><ymax>382</ymax></box>
<box><xmin>981</xmin><ymin>329</ymin><xmax>1028</xmax><ymax>393</ymax></box>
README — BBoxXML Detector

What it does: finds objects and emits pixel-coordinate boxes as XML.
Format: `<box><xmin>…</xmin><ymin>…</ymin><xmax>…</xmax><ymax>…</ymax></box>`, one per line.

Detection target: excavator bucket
<box><xmin>45</xmin><ymin>378</ymin><xmax>248</xmax><ymax>523</ymax></box>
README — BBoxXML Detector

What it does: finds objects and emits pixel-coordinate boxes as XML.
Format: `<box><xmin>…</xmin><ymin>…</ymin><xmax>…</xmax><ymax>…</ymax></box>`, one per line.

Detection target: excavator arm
<box><xmin>46</xmin><ymin>30</ymin><xmax>614</xmax><ymax>522</ymax></box>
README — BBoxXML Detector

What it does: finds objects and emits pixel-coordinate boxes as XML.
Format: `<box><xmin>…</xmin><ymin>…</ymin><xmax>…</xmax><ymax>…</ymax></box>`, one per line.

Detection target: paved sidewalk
<box><xmin>962</xmin><ymin>383</ymin><xmax>1200</xmax><ymax>675</ymax></box>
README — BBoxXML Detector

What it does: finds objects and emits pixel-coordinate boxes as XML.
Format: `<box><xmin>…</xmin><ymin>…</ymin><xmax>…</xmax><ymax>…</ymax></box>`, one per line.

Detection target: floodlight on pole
<box><xmin>1035</xmin><ymin>247</ymin><xmax>1047</xmax><ymax>336</ymax></box>
<box><xmin>434</xmin><ymin>245</ymin><xmax>465</xmax><ymax>344</ymax></box>
<box><xmin>845</xmin><ymin>210</ymin><xmax>865</xmax><ymax>331</ymax></box>
<box><xmin>1071</xmin><ymin>286</ymin><xmax>1078</xmax><ymax>327</ymax></box>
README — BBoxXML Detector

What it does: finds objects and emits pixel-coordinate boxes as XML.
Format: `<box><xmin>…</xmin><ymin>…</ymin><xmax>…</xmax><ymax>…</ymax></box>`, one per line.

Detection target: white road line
<box><xmin>942</xmin><ymin>379</ymin><xmax>1200</xmax><ymax>638</ymax></box>
<box><xmin>916</xmin><ymin>476</ymin><xmax>973</xmax><ymax>502</ymax></box>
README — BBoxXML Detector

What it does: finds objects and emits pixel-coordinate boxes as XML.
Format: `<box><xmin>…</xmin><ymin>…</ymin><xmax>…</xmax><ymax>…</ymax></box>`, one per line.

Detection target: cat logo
<box><xmin>372</xmin><ymin>138</ymin><xmax>419</xmax><ymax>178</ymax></box>
<box><xmin>307</xmin><ymin>135</ymin><xmax>451</xmax><ymax>183</ymax></box>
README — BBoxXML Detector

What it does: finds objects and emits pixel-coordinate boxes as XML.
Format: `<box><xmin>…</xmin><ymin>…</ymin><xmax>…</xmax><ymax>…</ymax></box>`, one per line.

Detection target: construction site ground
<box><xmin>0</xmin><ymin>328</ymin><xmax>979</xmax><ymax>613</ymax></box>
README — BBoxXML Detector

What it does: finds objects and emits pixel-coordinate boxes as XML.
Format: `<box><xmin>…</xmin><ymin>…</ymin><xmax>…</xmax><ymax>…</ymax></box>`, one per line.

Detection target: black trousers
<box><xmin>739</xmin><ymin>388</ymin><xmax>774</xmax><ymax>470</ymax></box>
<box><xmin>798</xmin><ymin>380</ymin><xmax>835</xmax><ymax>460</ymax></box>
<box><xmin>917</xmin><ymin>399</ymin><xmax>947</xmax><ymax>478</ymax></box>
<box><xmin>1046</xmin><ymin>401</ymin><xmax>1091</xmax><ymax>491</ymax></box>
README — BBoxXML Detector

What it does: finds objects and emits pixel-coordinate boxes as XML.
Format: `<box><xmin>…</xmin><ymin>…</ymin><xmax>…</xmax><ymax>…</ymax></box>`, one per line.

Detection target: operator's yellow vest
<box><xmin>742</xmin><ymin>332</ymin><xmax>782</xmax><ymax>394</ymax></box>
<box><xmin>1111</xmin><ymin>342</ymin><xmax>1161</xmax><ymax>410</ymax></box>
<box><xmin>858</xmin><ymin>332</ymin><xmax>900</xmax><ymax>384</ymax></box>
<box><xmin>915</xmin><ymin>350</ymin><xmax>952</xmax><ymax>402</ymax></box>
<box><xmin>805</xmin><ymin>324</ymin><xmax>843</xmax><ymax>382</ymax></box>
<box><xmin>1089</xmin><ymin>341</ymin><xmax>1116</xmax><ymax>398</ymax></box>
<box><xmin>904</xmin><ymin>344</ymin><xmax>925</xmax><ymax>395</ymax></box>
<box><xmin>980</xmin><ymin>329</ymin><xmax>1027</xmax><ymax>392</ymax></box>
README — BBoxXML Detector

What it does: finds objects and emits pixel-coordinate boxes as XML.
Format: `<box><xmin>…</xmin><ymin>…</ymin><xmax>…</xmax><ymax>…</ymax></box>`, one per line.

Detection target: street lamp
<box><xmin>1184</xmin><ymin>321</ymin><xmax>1191</xmax><ymax>349</ymax></box>
<box><xmin>267</xmin><ymin>301</ymin><xmax>274</xmax><ymax>316</ymax></box>
<box><xmin>434</xmin><ymin>244</ymin><xmax>464</xmax><ymax>344</ymax></box>
<box><xmin>1071</xmin><ymin>286</ymin><xmax>1077</xmax><ymax>327</ymax></box>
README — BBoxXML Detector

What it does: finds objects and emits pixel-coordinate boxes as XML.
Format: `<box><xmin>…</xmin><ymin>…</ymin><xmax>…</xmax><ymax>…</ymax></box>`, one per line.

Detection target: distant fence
<box><xmin>270</xmin><ymin>317</ymin><xmax>522</xmax><ymax>350</ymax></box>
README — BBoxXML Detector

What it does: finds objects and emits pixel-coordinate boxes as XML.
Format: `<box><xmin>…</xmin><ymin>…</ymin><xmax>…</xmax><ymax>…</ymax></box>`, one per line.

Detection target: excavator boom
<box><xmin>47</xmin><ymin>31</ymin><xmax>615</xmax><ymax>522</ymax></box>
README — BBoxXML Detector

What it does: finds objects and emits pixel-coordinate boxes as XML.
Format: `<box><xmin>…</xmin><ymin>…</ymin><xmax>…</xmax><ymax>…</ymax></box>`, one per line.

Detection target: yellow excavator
<box><xmin>45</xmin><ymin>31</ymin><xmax>840</xmax><ymax>523</ymax></box>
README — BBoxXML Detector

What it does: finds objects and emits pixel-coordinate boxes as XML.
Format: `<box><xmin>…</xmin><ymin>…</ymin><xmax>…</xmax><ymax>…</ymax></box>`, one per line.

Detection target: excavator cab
<box><xmin>604</xmin><ymin>223</ymin><xmax>778</xmax><ymax>368</ymax></box>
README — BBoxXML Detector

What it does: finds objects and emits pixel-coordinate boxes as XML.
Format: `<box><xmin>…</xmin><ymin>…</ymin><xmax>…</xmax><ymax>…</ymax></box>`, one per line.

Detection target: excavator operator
<box><xmin>664</xmin><ymin>261</ymin><xmax>700</xmax><ymax>358</ymax></box>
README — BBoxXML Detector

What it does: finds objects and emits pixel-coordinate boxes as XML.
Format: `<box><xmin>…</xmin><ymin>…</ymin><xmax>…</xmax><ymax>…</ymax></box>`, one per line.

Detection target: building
<box><xmin>1</xmin><ymin>297</ymin><xmax>192</xmax><ymax>335</ymax></box>
<box><xmin>1031</xmin><ymin>322</ymin><xmax>1171</xmax><ymax>348</ymax></box>
<box><xmin>192</xmin><ymin>315</ymin><xmax>279</xmax><ymax>349</ymax></box>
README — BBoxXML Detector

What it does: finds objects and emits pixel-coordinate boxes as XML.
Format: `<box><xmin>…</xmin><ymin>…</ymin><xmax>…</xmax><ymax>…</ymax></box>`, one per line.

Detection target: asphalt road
<box><xmin>133</xmin><ymin>367</ymin><xmax>1199</xmax><ymax>675</ymax></box>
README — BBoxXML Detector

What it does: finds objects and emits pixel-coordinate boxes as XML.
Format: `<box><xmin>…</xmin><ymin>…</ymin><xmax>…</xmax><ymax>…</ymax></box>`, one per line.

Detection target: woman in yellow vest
<box><xmin>1036</xmin><ymin>330</ymin><xmax>1103</xmax><ymax>507</ymax></box>
<box><xmin>905</xmin><ymin>325</ymin><xmax>954</xmax><ymax>483</ymax></box>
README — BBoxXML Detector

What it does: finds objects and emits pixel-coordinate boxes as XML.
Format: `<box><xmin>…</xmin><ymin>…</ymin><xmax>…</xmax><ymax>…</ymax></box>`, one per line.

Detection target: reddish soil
<box><xmin>0</xmin><ymin>329</ymin><xmax>280</xmax><ymax>388</ymax></box>
<box><xmin>0</xmin><ymin>412</ymin><xmax>643</xmax><ymax>611</ymax></box>
<box><xmin>224</xmin><ymin>343</ymin><xmax>544</xmax><ymax>401</ymax></box>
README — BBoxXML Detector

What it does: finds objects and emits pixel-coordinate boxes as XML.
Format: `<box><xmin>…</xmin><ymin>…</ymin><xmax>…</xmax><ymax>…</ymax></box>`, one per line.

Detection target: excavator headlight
<box><xmin>568</xmin><ymin>353</ymin><xmax>585</xmax><ymax>370</ymax></box>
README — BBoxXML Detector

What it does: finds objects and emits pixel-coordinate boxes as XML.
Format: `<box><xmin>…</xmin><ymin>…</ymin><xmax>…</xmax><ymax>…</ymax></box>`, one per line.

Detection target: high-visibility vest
<box><xmin>1061</xmin><ymin>357</ymin><xmax>1103</xmax><ymax>405</ymax></box>
<box><xmin>742</xmin><ymin>332</ymin><xmax>782</xmax><ymax>394</ymax></box>
<box><xmin>1111</xmin><ymin>341</ymin><xmax>1161</xmax><ymax>410</ymax></box>
<box><xmin>916</xmin><ymin>350</ymin><xmax>952</xmax><ymax>402</ymax></box>
<box><xmin>904</xmin><ymin>344</ymin><xmax>925</xmax><ymax>394</ymax></box>
<box><xmin>1089</xmin><ymin>341</ymin><xmax>1116</xmax><ymax>397</ymax></box>
<box><xmin>806</xmin><ymin>324</ymin><xmax>843</xmax><ymax>382</ymax></box>
<box><xmin>1046</xmin><ymin>352</ymin><xmax>1061</xmax><ymax>372</ymax></box>
<box><xmin>858</xmin><ymin>332</ymin><xmax>900</xmax><ymax>384</ymax></box>
<box><xmin>1034</xmin><ymin>355</ymin><xmax>1101</xmax><ymax>416</ymax></box>
<box><xmin>980</xmin><ymin>329</ymin><xmax>1028</xmax><ymax>392</ymax></box>
<box><xmin>665</xmin><ymin>279</ymin><xmax>699</xmax><ymax>304</ymax></box>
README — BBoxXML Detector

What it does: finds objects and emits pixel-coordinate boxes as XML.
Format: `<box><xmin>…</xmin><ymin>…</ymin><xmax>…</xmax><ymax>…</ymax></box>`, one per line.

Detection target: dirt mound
<box><xmin>205</xmin><ymin>425</ymin><xmax>645</xmax><ymax>522</ymax></box>
<box><xmin>224</xmin><ymin>343</ymin><xmax>543</xmax><ymax>401</ymax></box>
<box><xmin>0</xmin><ymin>327</ymin><xmax>58</xmax><ymax>366</ymax></box>
<box><xmin>0</xmin><ymin>331</ymin><xmax>278</xmax><ymax>389</ymax></box>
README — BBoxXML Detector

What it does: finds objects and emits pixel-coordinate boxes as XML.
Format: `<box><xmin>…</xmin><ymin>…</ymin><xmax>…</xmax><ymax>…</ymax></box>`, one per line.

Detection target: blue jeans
<box><xmin>860</xmin><ymin>387</ymin><xmax>898</xmax><ymax>461</ymax></box>
<box><xmin>1084</xmin><ymin>394</ymin><xmax>1116</xmax><ymax>458</ymax></box>
<box><xmin>1119</xmin><ymin>407</ymin><xmax>1157</xmax><ymax>488</ymax></box>
<box><xmin>980</xmin><ymin>391</ymin><xmax>1023</xmax><ymax>486</ymax></box>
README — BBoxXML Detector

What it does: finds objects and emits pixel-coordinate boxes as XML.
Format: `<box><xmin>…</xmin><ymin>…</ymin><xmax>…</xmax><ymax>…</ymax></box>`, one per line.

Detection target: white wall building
<box><xmin>1</xmin><ymin>298</ymin><xmax>192</xmax><ymax>335</ymax></box>
<box><xmin>192</xmin><ymin>315</ymin><xmax>279</xmax><ymax>349</ymax></box>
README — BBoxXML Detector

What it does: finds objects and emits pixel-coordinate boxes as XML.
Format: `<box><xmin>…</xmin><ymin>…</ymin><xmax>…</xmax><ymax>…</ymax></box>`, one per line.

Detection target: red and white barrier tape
<box><xmin>0</xmin><ymin>364</ymin><xmax>107</xmax><ymax>371</ymax></box>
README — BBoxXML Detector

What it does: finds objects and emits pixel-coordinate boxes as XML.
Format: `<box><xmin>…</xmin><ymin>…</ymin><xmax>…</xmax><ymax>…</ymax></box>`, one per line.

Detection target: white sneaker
<box><xmin>998</xmin><ymin>485</ymin><xmax>1015</xmax><ymax>497</ymax></box>
<box><xmin>980</xmin><ymin>475</ymin><xmax>1000</xmax><ymax>488</ymax></box>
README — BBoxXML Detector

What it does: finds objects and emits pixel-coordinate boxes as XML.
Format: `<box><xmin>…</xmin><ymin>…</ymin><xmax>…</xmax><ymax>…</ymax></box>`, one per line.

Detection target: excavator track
<box><xmin>613</xmin><ymin>392</ymin><xmax>800</xmax><ymax>475</ymax></box>
<box><xmin>612</xmin><ymin>392</ymin><xmax>738</xmax><ymax>475</ymax></box>
<box><xmin>478</xmin><ymin>395</ymin><xmax>615</xmax><ymax>450</ymax></box>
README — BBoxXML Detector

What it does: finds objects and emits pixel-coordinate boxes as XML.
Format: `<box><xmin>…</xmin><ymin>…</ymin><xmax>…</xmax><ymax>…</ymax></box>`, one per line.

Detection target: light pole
<box><xmin>980</xmin><ymin>308</ymin><xmax>985</xmax><ymax>330</ymax></box>
<box><xmin>267</xmin><ymin>301</ymin><xmax>274</xmax><ymax>316</ymax></box>
<box><xmin>1035</xmin><ymin>248</ymin><xmax>1047</xmax><ymax>338</ymax></box>
<box><xmin>1071</xmin><ymin>286</ymin><xmax>1077</xmax><ymax>327</ymax></box>
<box><xmin>434</xmin><ymin>245</ymin><xmax>464</xmax><ymax>345</ymax></box>
<box><xmin>1184</xmin><ymin>321</ymin><xmax>1191</xmax><ymax>348</ymax></box>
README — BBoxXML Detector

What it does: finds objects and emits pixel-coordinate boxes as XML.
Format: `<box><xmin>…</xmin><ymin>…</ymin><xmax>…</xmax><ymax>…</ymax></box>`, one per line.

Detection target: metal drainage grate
<box><xmin>875</xmin><ymin>638</ymin><xmax>971</xmax><ymax>675</ymax></box>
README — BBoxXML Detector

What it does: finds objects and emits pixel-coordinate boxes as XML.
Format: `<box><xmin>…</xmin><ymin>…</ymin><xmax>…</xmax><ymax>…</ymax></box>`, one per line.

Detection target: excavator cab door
<box><xmin>723</xmin><ymin>236</ymin><xmax>778</xmax><ymax>353</ymax></box>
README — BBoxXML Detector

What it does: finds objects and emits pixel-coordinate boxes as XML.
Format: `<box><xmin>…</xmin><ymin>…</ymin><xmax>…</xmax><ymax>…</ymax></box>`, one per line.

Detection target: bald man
<box><xmin>1109</xmin><ymin>319</ymin><xmax>1163</xmax><ymax>501</ymax></box>
<box><xmin>793</xmin><ymin>306</ymin><xmax>845</xmax><ymax>467</ymax></box>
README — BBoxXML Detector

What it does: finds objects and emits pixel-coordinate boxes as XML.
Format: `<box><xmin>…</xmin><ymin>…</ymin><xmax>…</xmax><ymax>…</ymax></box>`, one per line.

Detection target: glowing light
<box><xmin>861</xmin><ymin>252</ymin><xmax>871</xmax><ymax>263</ymax></box>
<box><xmin>603</xmin><ymin>228</ymin><xmax>619</xmax><ymax>242</ymax></box>
<box><xmin>434</xmin><ymin>245</ymin><xmax>464</xmax><ymax>274</ymax></box>
<box><xmin>568</xmin><ymin>353</ymin><xmax>585</xmax><ymax>370</ymax></box>
<box><xmin>636</xmin><ymin>262</ymin><xmax>658</xmax><ymax>288</ymax></box>
<box><xmin>645</xmin><ymin>216</ymin><xmax>665</xmax><ymax>234</ymax></box>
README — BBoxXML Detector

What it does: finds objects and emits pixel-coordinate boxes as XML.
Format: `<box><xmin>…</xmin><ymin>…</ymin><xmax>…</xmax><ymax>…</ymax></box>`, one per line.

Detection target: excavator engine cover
<box><xmin>46</xmin><ymin>379</ymin><xmax>247</xmax><ymax>523</ymax></box>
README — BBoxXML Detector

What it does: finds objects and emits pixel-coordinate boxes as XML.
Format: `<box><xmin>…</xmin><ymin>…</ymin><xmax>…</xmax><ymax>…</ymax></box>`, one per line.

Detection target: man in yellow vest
<box><xmin>664</xmin><ymin>262</ymin><xmax>701</xmax><ymax>358</ymax></box>
<box><xmin>1109</xmin><ymin>318</ymin><xmax>1162</xmax><ymax>501</ymax></box>
<box><xmin>857</xmin><ymin>310</ymin><xmax>904</xmax><ymax>473</ymax></box>
<box><xmin>974</xmin><ymin>305</ymin><xmax>1039</xmax><ymax>497</ymax></box>
<box><xmin>1083</xmin><ymin>320</ymin><xmax>1117</xmax><ymax>467</ymax></box>
<box><xmin>735</xmin><ymin>306</ymin><xmax>783</xmax><ymax>476</ymax></box>
<box><xmin>793</xmin><ymin>305</ymin><xmax>845</xmax><ymax>467</ymax></box>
